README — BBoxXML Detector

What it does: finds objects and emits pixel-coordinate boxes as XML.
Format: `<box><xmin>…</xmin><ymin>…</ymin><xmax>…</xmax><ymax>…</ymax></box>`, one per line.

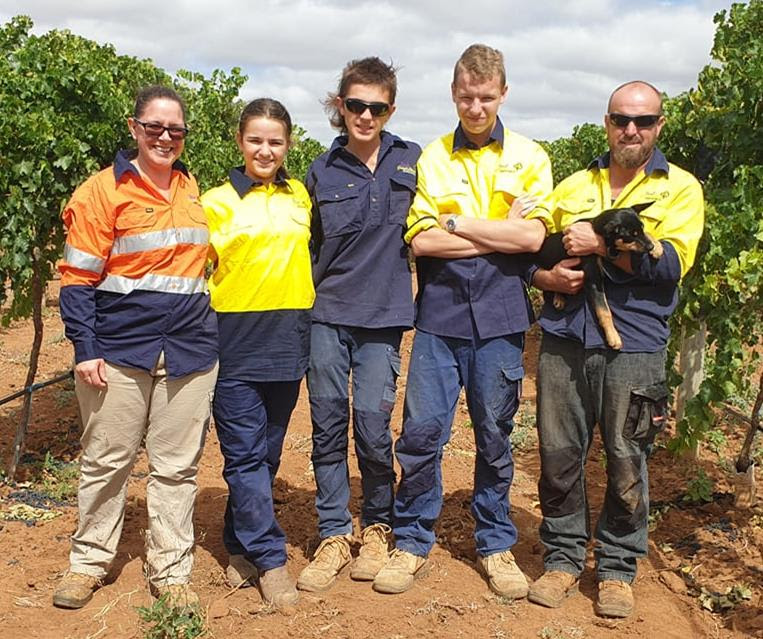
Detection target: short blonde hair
<box><xmin>453</xmin><ymin>44</ymin><xmax>506</xmax><ymax>86</ymax></box>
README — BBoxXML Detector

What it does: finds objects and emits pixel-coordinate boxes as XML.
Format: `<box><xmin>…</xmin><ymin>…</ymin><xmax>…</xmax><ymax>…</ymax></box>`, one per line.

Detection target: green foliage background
<box><xmin>0</xmin><ymin>15</ymin><xmax>325</xmax><ymax>325</ymax></box>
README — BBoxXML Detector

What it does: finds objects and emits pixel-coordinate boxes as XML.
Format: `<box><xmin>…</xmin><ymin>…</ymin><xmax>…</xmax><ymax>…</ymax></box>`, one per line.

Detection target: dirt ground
<box><xmin>0</xmin><ymin>288</ymin><xmax>761</xmax><ymax>639</ymax></box>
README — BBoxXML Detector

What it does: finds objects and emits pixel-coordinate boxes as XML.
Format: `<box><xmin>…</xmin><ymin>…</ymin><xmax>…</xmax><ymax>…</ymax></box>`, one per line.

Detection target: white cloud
<box><xmin>1</xmin><ymin>0</ymin><xmax>735</xmax><ymax>147</ymax></box>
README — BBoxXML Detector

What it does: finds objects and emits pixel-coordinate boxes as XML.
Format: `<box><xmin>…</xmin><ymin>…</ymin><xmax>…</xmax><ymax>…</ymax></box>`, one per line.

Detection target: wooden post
<box><xmin>675</xmin><ymin>322</ymin><xmax>707</xmax><ymax>459</ymax></box>
<box><xmin>7</xmin><ymin>255</ymin><xmax>44</xmax><ymax>480</ymax></box>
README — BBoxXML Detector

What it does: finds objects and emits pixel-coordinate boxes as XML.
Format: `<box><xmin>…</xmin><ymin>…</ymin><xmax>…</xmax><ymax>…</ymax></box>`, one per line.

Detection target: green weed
<box><xmin>704</xmin><ymin>429</ymin><xmax>727</xmax><ymax>455</ymax></box>
<box><xmin>137</xmin><ymin>594</ymin><xmax>206</xmax><ymax>639</ymax></box>
<box><xmin>35</xmin><ymin>452</ymin><xmax>79</xmax><ymax>503</ymax></box>
<box><xmin>683</xmin><ymin>468</ymin><xmax>714</xmax><ymax>504</ymax></box>
<box><xmin>511</xmin><ymin>409</ymin><xmax>537</xmax><ymax>452</ymax></box>
<box><xmin>698</xmin><ymin>583</ymin><xmax>753</xmax><ymax>612</ymax></box>
<box><xmin>648</xmin><ymin>503</ymin><xmax>671</xmax><ymax>532</ymax></box>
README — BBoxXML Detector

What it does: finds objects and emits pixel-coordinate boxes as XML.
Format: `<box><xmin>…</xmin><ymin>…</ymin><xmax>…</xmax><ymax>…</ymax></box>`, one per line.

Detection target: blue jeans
<box><xmin>214</xmin><ymin>378</ymin><xmax>301</xmax><ymax>570</ymax></box>
<box><xmin>307</xmin><ymin>322</ymin><xmax>402</xmax><ymax>538</ymax></box>
<box><xmin>393</xmin><ymin>329</ymin><xmax>524</xmax><ymax>558</ymax></box>
<box><xmin>536</xmin><ymin>334</ymin><xmax>668</xmax><ymax>583</ymax></box>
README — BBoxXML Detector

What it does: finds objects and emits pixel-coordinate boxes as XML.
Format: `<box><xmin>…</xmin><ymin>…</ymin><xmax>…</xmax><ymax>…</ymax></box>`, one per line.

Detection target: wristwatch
<box><xmin>444</xmin><ymin>215</ymin><xmax>458</xmax><ymax>233</ymax></box>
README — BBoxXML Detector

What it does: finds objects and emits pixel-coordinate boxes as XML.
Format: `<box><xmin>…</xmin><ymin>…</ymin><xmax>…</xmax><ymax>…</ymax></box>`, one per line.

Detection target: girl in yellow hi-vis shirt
<box><xmin>201</xmin><ymin>98</ymin><xmax>314</xmax><ymax>610</ymax></box>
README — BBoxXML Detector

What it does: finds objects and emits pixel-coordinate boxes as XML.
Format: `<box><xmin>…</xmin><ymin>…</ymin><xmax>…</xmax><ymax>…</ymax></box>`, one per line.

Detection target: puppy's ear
<box><xmin>630</xmin><ymin>202</ymin><xmax>654</xmax><ymax>214</ymax></box>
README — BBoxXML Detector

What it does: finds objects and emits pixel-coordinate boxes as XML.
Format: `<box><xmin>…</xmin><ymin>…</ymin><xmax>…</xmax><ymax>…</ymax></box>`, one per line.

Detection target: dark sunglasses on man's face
<box><xmin>134</xmin><ymin>118</ymin><xmax>189</xmax><ymax>140</ymax></box>
<box><xmin>608</xmin><ymin>113</ymin><xmax>661</xmax><ymax>129</ymax></box>
<box><xmin>343</xmin><ymin>98</ymin><xmax>390</xmax><ymax>117</ymax></box>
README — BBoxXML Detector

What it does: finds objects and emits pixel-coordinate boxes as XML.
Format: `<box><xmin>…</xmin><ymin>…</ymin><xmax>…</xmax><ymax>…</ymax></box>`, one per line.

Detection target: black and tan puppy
<box><xmin>536</xmin><ymin>203</ymin><xmax>662</xmax><ymax>350</ymax></box>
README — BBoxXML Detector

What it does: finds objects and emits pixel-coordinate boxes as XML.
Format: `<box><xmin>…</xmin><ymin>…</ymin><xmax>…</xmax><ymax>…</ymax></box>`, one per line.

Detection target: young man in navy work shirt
<box><xmin>372</xmin><ymin>44</ymin><xmax>553</xmax><ymax>598</ymax></box>
<box><xmin>297</xmin><ymin>57</ymin><xmax>421</xmax><ymax>592</ymax></box>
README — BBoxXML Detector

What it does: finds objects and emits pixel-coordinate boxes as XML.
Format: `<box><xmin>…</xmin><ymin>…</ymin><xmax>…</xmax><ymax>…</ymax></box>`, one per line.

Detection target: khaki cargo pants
<box><xmin>69</xmin><ymin>354</ymin><xmax>217</xmax><ymax>586</ymax></box>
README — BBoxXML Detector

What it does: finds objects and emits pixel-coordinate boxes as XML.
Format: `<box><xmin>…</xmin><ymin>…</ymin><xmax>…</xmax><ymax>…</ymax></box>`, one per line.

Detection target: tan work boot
<box><xmin>259</xmin><ymin>565</ymin><xmax>299</xmax><ymax>608</ymax></box>
<box><xmin>154</xmin><ymin>583</ymin><xmax>200</xmax><ymax>609</ymax></box>
<box><xmin>226</xmin><ymin>554</ymin><xmax>258</xmax><ymax>588</ymax></box>
<box><xmin>52</xmin><ymin>571</ymin><xmax>102</xmax><ymax>609</ymax></box>
<box><xmin>595</xmin><ymin>580</ymin><xmax>634</xmax><ymax>618</ymax></box>
<box><xmin>528</xmin><ymin>570</ymin><xmax>579</xmax><ymax>608</ymax></box>
<box><xmin>476</xmin><ymin>550</ymin><xmax>529</xmax><ymax>599</ymax></box>
<box><xmin>351</xmin><ymin>523</ymin><xmax>391</xmax><ymax>581</ymax></box>
<box><xmin>297</xmin><ymin>534</ymin><xmax>352</xmax><ymax>592</ymax></box>
<box><xmin>372</xmin><ymin>548</ymin><xmax>429</xmax><ymax>594</ymax></box>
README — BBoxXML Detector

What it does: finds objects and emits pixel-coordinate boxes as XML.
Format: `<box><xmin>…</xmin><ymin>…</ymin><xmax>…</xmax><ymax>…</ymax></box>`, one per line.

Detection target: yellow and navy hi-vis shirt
<box><xmin>539</xmin><ymin>148</ymin><xmax>704</xmax><ymax>352</ymax></box>
<box><xmin>58</xmin><ymin>149</ymin><xmax>218</xmax><ymax>378</ymax></box>
<box><xmin>404</xmin><ymin>119</ymin><xmax>554</xmax><ymax>340</ymax></box>
<box><xmin>202</xmin><ymin>167</ymin><xmax>315</xmax><ymax>381</ymax></box>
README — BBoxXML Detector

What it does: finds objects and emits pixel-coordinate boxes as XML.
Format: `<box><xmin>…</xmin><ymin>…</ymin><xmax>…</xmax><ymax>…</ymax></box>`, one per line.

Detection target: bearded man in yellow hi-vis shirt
<box><xmin>528</xmin><ymin>81</ymin><xmax>704</xmax><ymax>619</ymax></box>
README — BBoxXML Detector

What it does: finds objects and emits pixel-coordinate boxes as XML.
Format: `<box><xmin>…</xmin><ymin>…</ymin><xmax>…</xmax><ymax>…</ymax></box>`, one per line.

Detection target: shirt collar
<box><xmin>326</xmin><ymin>130</ymin><xmax>402</xmax><ymax>165</ymax></box>
<box><xmin>588</xmin><ymin>148</ymin><xmax>670</xmax><ymax>175</ymax></box>
<box><xmin>452</xmin><ymin>117</ymin><xmax>504</xmax><ymax>152</ymax></box>
<box><xmin>113</xmin><ymin>149</ymin><xmax>189</xmax><ymax>181</ymax></box>
<box><xmin>229</xmin><ymin>166</ymin><xmax>290</xmax><ymax>199</ymax></box>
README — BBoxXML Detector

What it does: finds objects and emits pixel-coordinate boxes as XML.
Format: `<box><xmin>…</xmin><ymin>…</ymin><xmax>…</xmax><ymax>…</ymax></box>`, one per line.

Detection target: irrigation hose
<box><xmin>0</xmin><ymin>370</ymin><xmax>74</xmax><ymax>407</ymax></box>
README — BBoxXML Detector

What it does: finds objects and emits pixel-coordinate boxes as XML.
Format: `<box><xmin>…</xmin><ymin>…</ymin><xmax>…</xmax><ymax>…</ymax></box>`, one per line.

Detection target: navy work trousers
<box><xmin>393</xmin><ymin>329</ymin><xmax>525</xmax><ymax>558</ymax></box>
<box><xmin>213</xmin><ymin>378</ymin><xmax>300</xmax><ymax>571</ymax></box>
<box><xmin>307</xmin><ymin>322</ymin><xmax>402</xmax><ymax>538</ymax></box>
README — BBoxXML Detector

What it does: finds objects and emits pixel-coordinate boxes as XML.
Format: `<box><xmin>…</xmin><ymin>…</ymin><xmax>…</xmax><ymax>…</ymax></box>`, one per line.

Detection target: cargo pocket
<box><xmin>379</xmin><ymin>347</ymin><xmax>402</xmax><ymax>413</ymax></box>
<box><xmin>623</xmin><ymin>381</ymin><xmax>668</xmax><ymax>443</ymax></box>
<box><xmin>494</xmin><ymin>365</ymin><xmax>524</xmax><ymax>423</ymax></box>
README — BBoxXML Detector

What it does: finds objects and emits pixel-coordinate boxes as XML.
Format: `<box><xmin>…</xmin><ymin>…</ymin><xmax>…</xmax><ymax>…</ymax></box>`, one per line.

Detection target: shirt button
<box><xmin>372</xmin><ymin>197</ymin><xmax>377</xmax><ymax>202</ymax></box>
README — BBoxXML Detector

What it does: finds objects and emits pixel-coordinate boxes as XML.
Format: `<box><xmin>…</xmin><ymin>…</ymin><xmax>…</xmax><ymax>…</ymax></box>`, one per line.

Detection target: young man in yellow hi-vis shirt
<box><xmin>373</xmin><ymin>44</ymin><xmax>552</xmax><ymax>598</ymax></box>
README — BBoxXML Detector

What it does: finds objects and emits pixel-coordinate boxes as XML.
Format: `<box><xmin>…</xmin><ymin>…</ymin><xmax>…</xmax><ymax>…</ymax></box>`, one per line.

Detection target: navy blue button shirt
<box><xmin>307</xmin><ymin>131</ymin><xmax>421</xmax><ymax>329</ymax></box>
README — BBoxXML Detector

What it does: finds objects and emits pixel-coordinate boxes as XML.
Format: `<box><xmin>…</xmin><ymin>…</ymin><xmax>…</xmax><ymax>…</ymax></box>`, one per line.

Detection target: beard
<box><xmin>612</xmin><ymin>139</ymin><xmax>655</xmax><ymax>169</ymax></box>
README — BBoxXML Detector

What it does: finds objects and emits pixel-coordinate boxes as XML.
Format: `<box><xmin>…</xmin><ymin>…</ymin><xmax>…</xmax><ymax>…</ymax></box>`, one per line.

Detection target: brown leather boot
<box><xmin>297</xmin><ymin>534</ymin><xmax>352</xmax><ymax>592</ymax></box>
<box><xmin>259</xmin><ymin>565</ymin><xmax>299</xmax><ymax>608</ymax></box>
<box><xmin>528</xmin><ymin>571</ymin><xmax>579</xmax><ymax>608</ymax></box>
<box><xmin>52</xmin><ymin>571</ymin><xmax>102</xmax><ymax>609</ymax></box>
<box><xmin>351</xmin><ymin>523</ymin><xmax>391</xmax><ymax>581</ymax></box>
<box><xmin>595</xmin><ymin>580</ymin><xmax>634</xmax><ymax>618</ymax></box>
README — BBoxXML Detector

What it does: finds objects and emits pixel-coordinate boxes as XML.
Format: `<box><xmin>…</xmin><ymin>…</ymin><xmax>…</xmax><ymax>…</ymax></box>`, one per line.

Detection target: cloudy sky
<box><xmin>2</xmin><ymin>0</ymin><xmax>733</xmax><ymax>147</ymax></box>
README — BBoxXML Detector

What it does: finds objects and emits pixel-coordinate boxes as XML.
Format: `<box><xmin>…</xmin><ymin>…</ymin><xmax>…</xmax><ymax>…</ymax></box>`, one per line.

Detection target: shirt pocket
<box><xmin>288</xmin><ymin>197</ymin><xmax>312</xmax><ymax>230</ymax></box>
<box><xmin>184</xmin><ymin>199</ymin><xmax>208</xmax><ymax>226</ymax></box>
<box><xmin>632</xmin><ymin>199</ymin><xmax>664</xmax><ymax>236</ymax></box>
<box><xmin>316</xmin><ymin>184</ymin><xmax>363</xmax><ymax>237</ymax></box>
<box><xmin>389</xmin><ymin>172</ymin><xmax>416</xmax><ymax>225</ymax></box>
<box><xmin>554</xmin><ymin>197</ymin><xmax>597</xmax><ymax>230</ymax></box>
<box><xmin>114</xmin><ymin>205</ymin><xmax>156</xmax><ymax>231</ymax></box>
<box><xmin>489</xmin><ymin>171</ymin><xmax>525</xmax><ymax>218</ymax></box>
<box><xmin>430</xmin><ymin>187</ymin><xmax>469</xmax><ymax>215</ymax></box>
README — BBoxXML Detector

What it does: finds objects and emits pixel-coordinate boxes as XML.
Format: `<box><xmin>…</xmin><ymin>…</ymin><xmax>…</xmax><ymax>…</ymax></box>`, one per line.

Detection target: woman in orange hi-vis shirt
<box><xmin>53</xmin><ymin>86</ymin><xmax>218</xmax><ymax>611</ymax></box>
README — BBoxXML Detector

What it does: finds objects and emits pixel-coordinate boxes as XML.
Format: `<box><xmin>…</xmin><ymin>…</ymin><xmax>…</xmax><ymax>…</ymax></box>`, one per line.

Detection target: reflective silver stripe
<box><xmin>63</xmin><ymin>244</ymin><xmax>106</xmax><ymax>274</ymax></box>
<box><xmin>111</xmin><ymin>227</ymin><xmax>209</xmax><ymax>256</ymax></box>
<box><xmin>96</xmin><ymin>273</ymin><xmax>207</xmax><ymax>295</ymax></box>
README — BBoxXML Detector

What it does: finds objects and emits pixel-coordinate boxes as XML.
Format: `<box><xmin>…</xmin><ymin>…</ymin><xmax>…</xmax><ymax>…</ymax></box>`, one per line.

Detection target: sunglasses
<box><xmin>343</xmin><ymin>98</ymin><xmax>390</xmax><ymax>117</ymax></box>
<box><xmin>608</xmin><ymin>113</ymin><xmax>662</xmax><ymax>129</ymax></box>
<box><xmin>133</xmin><ymin>118</ymin><xmax>189</xmax><ymax>140</ymax></box>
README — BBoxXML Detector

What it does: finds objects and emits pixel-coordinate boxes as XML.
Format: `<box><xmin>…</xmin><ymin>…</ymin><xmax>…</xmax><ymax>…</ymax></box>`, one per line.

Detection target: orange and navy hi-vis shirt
<box><xmin>58</xmin><ymin>150</ymin><xmax>218</xmax><ymax>378</ymax></box>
